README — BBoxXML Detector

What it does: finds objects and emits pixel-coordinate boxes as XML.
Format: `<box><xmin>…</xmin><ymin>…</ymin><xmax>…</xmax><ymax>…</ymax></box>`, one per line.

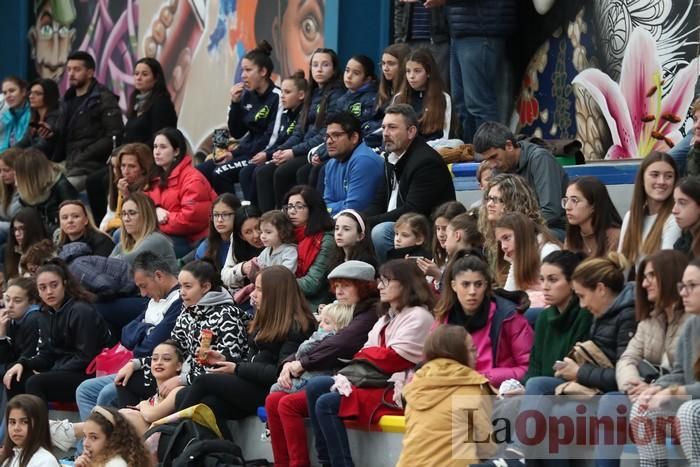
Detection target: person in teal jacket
<box><xmin>521</xmin><ymin>250</ymin><xmax>593</xmax><ymax>384</ymax></box>
<box><xmin>323</xmin><ymin>112</ymin><xmax>384</xmax><ymax>215</ymax></box>
<box><xmin>0</xmin><ymin>76</ymin><xmax>30</xmax><ymax>151</ymax></box>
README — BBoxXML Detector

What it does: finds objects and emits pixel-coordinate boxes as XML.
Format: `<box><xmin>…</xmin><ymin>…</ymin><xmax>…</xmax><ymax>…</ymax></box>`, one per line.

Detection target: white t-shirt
<box><xmin>2</xmin><ymin>447</ymin><xmax>59</xmax><ymax>467</ymax></box>
<box><xmin>617</xmin><ymin>211</ymin><xmax>681</xmax><ymax>266</ymax></box>
<box><xmin>104</xmin><ymin>456</ymin><xmax>128</xmax><ymax>467</ymax></box>
<box><xmin>386</xmin><ymin>151</ymin><xmax>405</xmax><ymax>211</ymax></box>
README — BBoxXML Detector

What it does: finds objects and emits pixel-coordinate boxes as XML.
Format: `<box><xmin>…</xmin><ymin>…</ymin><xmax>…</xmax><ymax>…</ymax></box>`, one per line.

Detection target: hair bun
<box><xmin>256</xmin><ymin>40</ymin><xmax>273</xmax><ymax>56</ymax></box>
<box><xmin>606</xmin><ymin>251</ymin><xmax>629</xmax><ymax>272</ymax></box>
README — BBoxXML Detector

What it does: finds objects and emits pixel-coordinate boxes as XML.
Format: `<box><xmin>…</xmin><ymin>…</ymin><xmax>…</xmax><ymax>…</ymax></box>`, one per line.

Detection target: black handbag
<box><xmin>337</xmin><ymin>359</ymin><xmax>392</xmax><ymax>388</ymax></box>
<box><xmin>637</xmin><ymin>359</ymin><xmax>670</xmax><ymax>383</ymax></box>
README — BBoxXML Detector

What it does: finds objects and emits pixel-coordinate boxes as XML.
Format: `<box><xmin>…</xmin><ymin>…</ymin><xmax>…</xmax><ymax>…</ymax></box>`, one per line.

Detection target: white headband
<box><xmin>334</xmin><ymin>209</ymin><xmax>365</xmax><ymax>234</ymax></box>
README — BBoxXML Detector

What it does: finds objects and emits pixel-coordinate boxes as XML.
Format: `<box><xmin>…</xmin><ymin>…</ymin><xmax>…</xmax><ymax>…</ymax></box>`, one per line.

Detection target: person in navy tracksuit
<box><xmin>303</xmin><ymin>55</ymin><xmax>380</xmax><ymax>192</ymax></box>
<box><xmin>197</xmin><ymin>41</ymin><xmax>282</xmax><ymax>194</ymax></box>
<box><xmin>256</xmin><ymin>48</ymin><xmax>345</xmax><ymax>207</ymax></box>
<box><xmin>239</xmin><ymin>71</ymin><xmax>307</xmax><ymax>210</ymax></box>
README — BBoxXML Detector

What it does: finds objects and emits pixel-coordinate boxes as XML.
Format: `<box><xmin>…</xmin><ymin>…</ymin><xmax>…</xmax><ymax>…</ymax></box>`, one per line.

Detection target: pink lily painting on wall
<box><xmin>572</xmin><ymin>28</ymin><xmax>699</xmax><ymax>159</ymax></box>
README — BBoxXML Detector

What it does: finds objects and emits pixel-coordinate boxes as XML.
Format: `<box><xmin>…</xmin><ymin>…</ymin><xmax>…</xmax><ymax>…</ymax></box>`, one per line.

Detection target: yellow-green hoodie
<box><xmin>397</xmin><ymin>358</ymin><xmax>496</xmax><ymax>467</ymax></box>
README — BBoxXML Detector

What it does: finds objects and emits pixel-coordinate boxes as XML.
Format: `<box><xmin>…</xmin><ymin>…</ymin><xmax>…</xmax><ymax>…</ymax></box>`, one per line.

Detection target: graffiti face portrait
<box><xmin>28</xmin><ymin>0</ymin><xmax>76</xmax><ymax>80</ymax></box>
<box><xmin>272</xmin><ymin>0</ymin><xmax>325</xmax><ymax>78</ymax></box>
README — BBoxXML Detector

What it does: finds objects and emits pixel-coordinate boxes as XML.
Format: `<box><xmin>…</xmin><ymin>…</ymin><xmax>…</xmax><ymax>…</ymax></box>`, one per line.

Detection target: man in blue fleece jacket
<box><xmin>323</xmin><ymin>112</ymin><xmax>384</xmax><ymax>216</ymax></box>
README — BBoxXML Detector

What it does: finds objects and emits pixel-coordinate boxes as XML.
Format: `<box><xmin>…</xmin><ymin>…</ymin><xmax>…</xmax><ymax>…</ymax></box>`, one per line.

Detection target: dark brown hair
<box><xmin>377</xmin><ymin>259</ymin><xmax>435</xmax><ymax>314</ymax></box>
<box><xmin>36</xmin><ymin>258</ymin><xmax>96</xmax><ymax>304</ymax></box>
<box><xmin>4</xmin><ymin>208</ymin><xmax>50</xmax><ymax>279</ymax></box>
<box><xmin>0</xmin><ymin>394</ymin><xmax>54</xmax><ymax>467</ymax></box>
<box><xmin>86</xmin><ymin>407</ymin><xmax>151</xmax><ymax>467</ymax></box>
<box><xmin>434</xmin><ymin>250</ymin><xmax>491</xmax><ymax>320</ymax></box>
<box><xmin>6</xmin><ymin>277</ymin><xmax>40</xmax><ymax>304</ymax></box>
<box><xmin>564</xmin><ymin>176</ymin><xmax>622</xmax><ymax>258</ymax></box>
<box><xmin>424</xmin><ymin>325</ymin><xmax>474</xmax><ymax>367</ymax></box>
<box><xmin>377</xmin><ymin>43</ymin><xmax>410</xmax><ymax>110</ymax></box>
<box><xmin>204</xmin><ymin>193</ymin><xmax>241</xmax><ymax>269</ymax></box>
<box><xmin>431</xmin><ymin>201</ymin><xmax>467</xmax><ymax>267</ymax></box>
<box><xmin>260</xmin><ymin>210</ymin><xmax>296</xmax><ymax>245</ymax></box>
<box><xmin>249</xmin><ymin>266</ymin><xmax>316</xmax><ymax>342</ymax></box>
<box><xmin>634</xmin><ymin>250</ymin><xmax>688</xmax><ymax>321</ymax></box>
<box><xmin>394</xmin><ymin>48</ymin><xmax>447</xmax><ymax>135</ymax></box>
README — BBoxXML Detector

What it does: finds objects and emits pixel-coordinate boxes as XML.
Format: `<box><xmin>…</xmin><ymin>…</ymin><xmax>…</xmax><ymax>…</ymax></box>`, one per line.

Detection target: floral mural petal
<box><xmin>659</xmin><ymin>56</ymin><xmax>700</xmax><ymax>134</ymax></box>
<box><xmin>618</xmin><ymin>28</ymin><xmax>662</xmax><ymax>141</ymax></box>
<box><xmin>606</xmin><ymin>144</ymin><xmax>631</xmax><ymax>160</ymax></box>
<box><xmin>573</xmin><ymin>69</ymin><xmax>639</xmax><ymax>158</ymax></box>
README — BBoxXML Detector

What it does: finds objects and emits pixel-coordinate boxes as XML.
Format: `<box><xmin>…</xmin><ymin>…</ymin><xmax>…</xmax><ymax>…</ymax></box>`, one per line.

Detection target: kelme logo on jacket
<box><xmin>349</xmin><ymin>102</ymin><xmax>362</xmax><ymax>117</ymax></box>
<box><xmin>286</xmin><ymin>119</ymin><xmax>297</xmax><ymax>135</ymax></box>
<box><xmin>255</xmin><ymin>105</ymin><xmax>270</xmax><ymax>121</ymax></box>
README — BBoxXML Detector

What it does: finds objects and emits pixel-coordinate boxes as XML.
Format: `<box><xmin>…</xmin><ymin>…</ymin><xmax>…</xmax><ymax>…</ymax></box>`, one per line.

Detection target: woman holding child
<box><xmin>265</xmin><ymin>260</ymin><xmax>379</xmax><ymax>467</ymax></box>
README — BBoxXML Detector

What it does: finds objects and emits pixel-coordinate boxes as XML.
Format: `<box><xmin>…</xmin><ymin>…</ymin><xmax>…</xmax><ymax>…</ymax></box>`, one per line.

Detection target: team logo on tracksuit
<box><xmin>349</xmin><ymin>102</ymin><xmax>362</xmax><ymax>117</ymax></box>
<box><xmin>255</xmin><ymin>105</ymin><xmax>270</xmax><ymax>121</ymax></box>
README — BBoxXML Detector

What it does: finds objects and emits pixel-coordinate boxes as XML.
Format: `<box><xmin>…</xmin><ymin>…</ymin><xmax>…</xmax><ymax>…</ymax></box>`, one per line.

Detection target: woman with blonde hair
<box><xmin>478</xmin><ymin>173</ymin><xmax>546</xmax><ymax>285</ymax></box>
<box><xmin>100</xmin><ymin>142</ymin><xmax>154</xmax><ymax>234</ymax></box>
<box><xmin>109</xmin><ymin>192</ymin><xmax>176</xmax><ymax>270</ymax></box>
<box><xmin>14</xmin><ymin>148</ymin><xmax>78</xmax><ymax>234</ymax></box>
<box><xmin>56</xmin><ymin>200</ymin><xmax>114</xmax><ymax>257</ymax></box>
<box><xmin>0</xmin><ymin>148</ymin><xmax>22</xmax><ymax>241</ymax></box>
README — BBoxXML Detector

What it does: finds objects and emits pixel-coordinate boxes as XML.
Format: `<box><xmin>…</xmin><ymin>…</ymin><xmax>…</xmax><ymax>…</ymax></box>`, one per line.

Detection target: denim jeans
<box><xmin>76</xmin><ymin>375</ymin><xmax>118</xmax><ymax>421</ymax></box>
<box><xmin>594</xmin><ymin>391</ymin><xmax>628</xmax><ymax>467</ymax></box>
<box><xmin>370</xmin><ymin>222</ymin><xmax>395</xmax><ymax>264</ymax></box>
<box><xmin>306</xmin><ymin>376</ymin><xmax>354</xmax><ymax>466</ymax></box>
<box><xmin>450</xmin><ymin>36</ymin><xmax>505</xmax><ymax>142</ymax></box>
<box><xmin>668</xmin><ymin>131</ymin><xmax>691</xmax><ymax>175</ymax></box>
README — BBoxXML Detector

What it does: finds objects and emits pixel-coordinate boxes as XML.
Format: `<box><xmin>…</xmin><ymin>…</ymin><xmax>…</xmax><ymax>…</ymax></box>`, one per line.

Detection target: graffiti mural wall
<box><xmin>29</xmin><ymin>0</ymin><xmax>325</xmax><ymax>150</ymax></box>
<box><xmin>28</xmin><ymin>0</ymin><xmax>697</xmax><ymax>160</ymax></box>
<box><xmin>514</xmin><ymin>0</ymin><xmax>699</xmax><ymax>160</ymax></box>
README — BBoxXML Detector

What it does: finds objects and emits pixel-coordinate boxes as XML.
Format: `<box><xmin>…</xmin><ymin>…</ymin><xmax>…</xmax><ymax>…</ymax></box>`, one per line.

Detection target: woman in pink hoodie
<box><xmin>433</xmin><ymin>249</ymin><xmax>533</xmax><ymax>390</ymax></box>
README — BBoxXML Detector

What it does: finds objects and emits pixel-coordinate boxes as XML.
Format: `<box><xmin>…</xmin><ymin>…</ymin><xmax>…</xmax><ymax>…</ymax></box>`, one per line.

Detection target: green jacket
<box><xmin>523</xmin><ymin>297</ymin><xmax>593</xmax><ymax>383</ymax></box>
<box><xmin>297</xmin><ymin>232</ymin><xmax>333</xmax><ymax>311</ymax></box>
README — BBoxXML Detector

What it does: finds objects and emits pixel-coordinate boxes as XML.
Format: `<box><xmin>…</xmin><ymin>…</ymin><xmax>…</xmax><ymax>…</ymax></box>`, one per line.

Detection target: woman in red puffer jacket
<box><xmin>146</xmin><ymin>127</ymin><xmax>216</xmax><ymax>256</ymax></box>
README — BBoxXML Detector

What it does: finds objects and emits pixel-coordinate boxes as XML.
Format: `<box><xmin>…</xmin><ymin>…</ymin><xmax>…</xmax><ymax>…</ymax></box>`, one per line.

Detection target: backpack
<box><xmin>144</xmin><ymin>419</ymin><xmax>220</xmax><ymax>466</ymax></box>
<box><xmin>171</xmin><ymin>439</ymin><xmax>247</xmax><ymax>466</ymax></box>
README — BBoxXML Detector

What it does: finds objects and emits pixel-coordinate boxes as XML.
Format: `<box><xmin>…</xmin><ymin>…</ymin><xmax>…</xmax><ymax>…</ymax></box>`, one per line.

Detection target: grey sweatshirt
<box><xmin>655</xmin><ymin>315</ymin><xmax>700</xmax><ymax>398</ymax></box>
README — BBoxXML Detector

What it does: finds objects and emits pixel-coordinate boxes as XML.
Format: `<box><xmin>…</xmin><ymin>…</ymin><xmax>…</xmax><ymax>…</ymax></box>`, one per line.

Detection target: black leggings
<box><xmin>25</xmin><ymin>371</ymin><xmax>92</xmax><ymax>403</ymax></box>
<box><xmin>255</xmin><ymin>157</ymin><xmax>309</xmax><ymax>211</ymax></box>
<box><xmin>176</xmin><ymin>373</ymin><xmax>268</xmax><ymax>422</ymax></box>
<box><xmin>115</xmin><ymin>370</ymin><xmax>157</xmax><ymax>408</ymax></box>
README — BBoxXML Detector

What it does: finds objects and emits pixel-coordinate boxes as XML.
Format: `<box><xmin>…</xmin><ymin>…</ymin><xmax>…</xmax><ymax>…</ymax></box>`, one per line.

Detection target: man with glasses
<box><xmin>366</xmin><ymin>104</ymin><xmax>455</xmax><ymax>262</ymax></box>
<box><xmin>323</xmin><ymin>112</ymin><xmax>383</xmax><ymax>216</ymax></box>
<box><xmin>473</xmin><ymin>121</ymin><xmax>568</xmax><ymax>237</ymax></box>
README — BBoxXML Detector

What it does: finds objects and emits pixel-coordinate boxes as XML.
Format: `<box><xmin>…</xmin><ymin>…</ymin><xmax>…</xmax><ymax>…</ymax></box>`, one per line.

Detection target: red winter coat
<box><xmin>146</xmin><ymin>155</ymin><xmax>217</xmax><ymax>243</ymax></box>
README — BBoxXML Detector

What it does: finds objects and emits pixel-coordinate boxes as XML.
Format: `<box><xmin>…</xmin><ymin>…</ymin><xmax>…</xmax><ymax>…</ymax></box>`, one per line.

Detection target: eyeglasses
<box><xmin>642</xmin><ymin>271</ymin><xmax>656</xmax><ymax>283</ymax></box>
<box><xmin>485</xmin><ymin>195</ymin><xmax>504</xmax><ymax>205</ymax></box>
<box><xmin>677</xmin><ymin>281</ymin><xmax>700</xmax><ymax>294</ymax></box>
<box><xmin>561</xmin><ymin>197</ymin><xmax>584</xmax><ymax>208</ymax></box>
<box><xmin>377</xmin><ymin>277</ymin><xmax>392</xmax><ymax>287</ymax></box>
<box><xmin>120</xmin><ymin>210</ymin><xmax>139</xmax><ymax>219</ymax></box>
<box><xmin>325</xmin><ymin>131</ymin><xmax>347</xmax><ymax>142</ymax></box>
<box><xmin>283</xmin><ymin>203</ymin><xmax>307</xmax><ymax>213</ymax></box>
<box><xmin>29</xmin><ymin>90</ymin><xmax>44</xmax><ymax>96</ymax></box>
<box><xmin>212</xmin><ymin>212</ymin><xmax>234</xmax><ymax>220</ymax></box>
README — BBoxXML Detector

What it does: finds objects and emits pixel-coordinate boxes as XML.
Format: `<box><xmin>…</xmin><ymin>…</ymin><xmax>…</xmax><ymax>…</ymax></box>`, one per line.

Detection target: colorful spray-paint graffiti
<box><xmin>28</xmin><ymin>0</ymin><xmax>697</xmax><ymax>159</ymax></box>
<box><xmin>28</xmin><ymin>0</ymin><xmax>325</xmax><ymax>151</ymax></box>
